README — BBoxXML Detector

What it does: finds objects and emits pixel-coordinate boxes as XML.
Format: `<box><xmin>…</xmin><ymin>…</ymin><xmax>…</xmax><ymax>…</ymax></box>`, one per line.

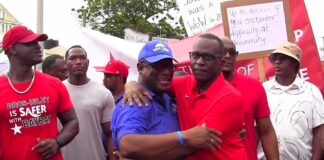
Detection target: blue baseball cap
<box><xmin>138</xmin><ymin>40</ymin><xmax>178</xmax><ymax>63</ymax></box>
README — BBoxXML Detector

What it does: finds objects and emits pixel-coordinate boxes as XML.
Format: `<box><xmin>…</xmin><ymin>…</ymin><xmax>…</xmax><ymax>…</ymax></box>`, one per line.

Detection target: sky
<box><xmin>0</xmin><ymin>0</ymin><xmax>85</xmax><ymax>46</ymax></box>
<box><xmin>0</xmin><ymin>0</ymin><xmax>323</xmax><ymax>58</ymax></box>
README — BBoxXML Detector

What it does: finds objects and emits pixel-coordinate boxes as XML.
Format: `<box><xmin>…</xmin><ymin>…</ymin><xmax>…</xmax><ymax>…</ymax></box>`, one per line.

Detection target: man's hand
<box><xmin>113</xmin><ymin>151</ymin><xmax>121</xmax><ymax>160</ymax></box>
<box><xmin>182</xmin><ymin>124</ymin><xmax>222</xmax><ymax>151</ymax></box>
<box><xmin>32</xmin><ymin>138</ymin><xmax>59</xmax><ymax>159</ymax></box>
<box><xmin>122</xmin><ymin>81</ymin><xmax>152</xmax><ymax>106</ymax></box>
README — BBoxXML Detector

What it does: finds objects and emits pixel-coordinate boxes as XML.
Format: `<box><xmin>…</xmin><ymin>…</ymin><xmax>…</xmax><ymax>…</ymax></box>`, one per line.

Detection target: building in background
<box><xmin>0</xmin><ymin>3</ymin><xmax>20</xmax><ymax>41</ymax></box>
<box><xmin>0</xmin><ymin>3</ymin><xmax>20</xmax><ymax>74</ymax></box>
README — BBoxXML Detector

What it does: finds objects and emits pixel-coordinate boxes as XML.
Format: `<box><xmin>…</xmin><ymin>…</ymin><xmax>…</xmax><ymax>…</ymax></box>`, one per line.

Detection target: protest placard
<box><xmin>221</xmin><ymin>0</ymin><xmax>294</xmax><ymax>81</ymax></box>
<box><xmin>124</xmin><ymin>28</ymin><xmax>149</xmax><ymax>43</ymax></box>
<box><xmin>221</xmin><ymin>0</ymin><xmax>294</xmax><ymax>60</ymax></box>
<box><xmin>177</xmin><ymin>0</ymin><xmax>223</xmax><ymax>36</ymax></box>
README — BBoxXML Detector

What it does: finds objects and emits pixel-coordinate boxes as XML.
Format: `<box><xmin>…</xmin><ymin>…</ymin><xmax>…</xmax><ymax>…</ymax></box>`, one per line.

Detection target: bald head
<box><xmin>220</xmin><ymin>36</ymin><xmax>236</xmax><ymax>50</ymax></box>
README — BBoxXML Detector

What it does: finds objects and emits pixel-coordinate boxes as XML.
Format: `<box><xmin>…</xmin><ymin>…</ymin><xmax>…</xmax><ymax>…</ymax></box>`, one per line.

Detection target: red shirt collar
<box><xmin>191</xmin><ymin>73</ymin><xmax>230</xmax><ymax>99</ymax></box>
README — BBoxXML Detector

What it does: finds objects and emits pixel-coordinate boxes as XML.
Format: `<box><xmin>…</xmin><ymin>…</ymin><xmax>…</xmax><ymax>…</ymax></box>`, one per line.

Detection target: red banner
<box><xmin>288</xmin><ymin>0</ymin><xmax>324</xmax><ymax>93</ymax></box>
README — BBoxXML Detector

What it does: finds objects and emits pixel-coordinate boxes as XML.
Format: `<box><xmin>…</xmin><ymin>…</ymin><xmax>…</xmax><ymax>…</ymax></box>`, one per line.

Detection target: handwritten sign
<box><xmin>221</xmin><ymin>0</ymin><xmax>294</xmax><ymax>56</ymax></box>
<box><xmin>124</xmin><ymin>28</ymin><xmax>149</xmax><ymax>43</ymax></box>
<box><xmin>177</xmin><ymin>0</ymin><xmax>223</xmax><ymax>36</ymax></box>
<box><xmin>152</xmin><ymin>37</ymin><xmax>179</xmax><ymax>44</ymax></box>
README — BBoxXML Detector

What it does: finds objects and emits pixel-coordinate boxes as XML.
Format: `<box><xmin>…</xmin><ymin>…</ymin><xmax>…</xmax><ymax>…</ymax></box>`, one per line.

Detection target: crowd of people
<box><xmin>0</xmin><ymin>24</ymin><xmax>323</xmax><ymax>160</ymax></box>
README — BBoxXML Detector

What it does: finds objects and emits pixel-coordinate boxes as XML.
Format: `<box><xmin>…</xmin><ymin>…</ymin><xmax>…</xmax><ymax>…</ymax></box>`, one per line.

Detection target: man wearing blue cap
<box><xmin>111</xmin><ymin>40</ymin><xmax>221</xmax><ymax>160</ymax></box>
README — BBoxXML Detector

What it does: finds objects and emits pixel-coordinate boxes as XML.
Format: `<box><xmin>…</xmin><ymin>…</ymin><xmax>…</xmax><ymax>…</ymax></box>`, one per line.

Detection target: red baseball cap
<box><xmin>2</xmin><ymin>25</ymin><xmax>48</xmax><ymax>52</ymax></box>
<box><xmin>95</xmin><ymin>60</ymin><xmax>129</xmax><ymax>78</ymax></box>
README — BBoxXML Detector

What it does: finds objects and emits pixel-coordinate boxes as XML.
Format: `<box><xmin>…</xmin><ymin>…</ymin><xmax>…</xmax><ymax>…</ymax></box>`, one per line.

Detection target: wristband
<box><xmin>177</xmin><ymin>131</ymin><xmax>184</xmax><ymax>146</ymax></box>
<box><xmin>55</xmin><ymin>137</ymin><xmax>63</xmax><ymax>148</ymax></box>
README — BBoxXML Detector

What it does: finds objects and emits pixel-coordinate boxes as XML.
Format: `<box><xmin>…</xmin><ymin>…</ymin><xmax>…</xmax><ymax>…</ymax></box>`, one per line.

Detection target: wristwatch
<box><xmin>55</xmin><ymin>137</ymin><xmax>63</xmax><ymax>148</ymax></box>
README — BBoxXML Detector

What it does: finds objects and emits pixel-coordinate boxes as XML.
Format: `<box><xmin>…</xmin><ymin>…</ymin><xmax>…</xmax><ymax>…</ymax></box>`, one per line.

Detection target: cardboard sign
<box><xmin>177</xmin><ymin>0</ymin><xmax>223</xmax><ymax>36</ymax></box>
<box><xmin>124</xmin><ymin>28</ymin><xmax>149</xmax><ymax>43</ymax></box>
<box><xmin>221</xmin><ymin>0</ymin><xmax>294</xmax><ymax>60</ymax></box>
<box><xmin>151</xmin><ymin>37</ymin><xmax>180</xmax><ymax>44</ymax></box>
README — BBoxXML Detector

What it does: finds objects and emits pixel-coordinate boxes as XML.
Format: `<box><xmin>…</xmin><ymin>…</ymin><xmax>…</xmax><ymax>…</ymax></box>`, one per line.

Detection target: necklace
<box><xmin>7</xmin><ymin>71</ymin><xmax>35</xmax><ymax>94</ymax></box>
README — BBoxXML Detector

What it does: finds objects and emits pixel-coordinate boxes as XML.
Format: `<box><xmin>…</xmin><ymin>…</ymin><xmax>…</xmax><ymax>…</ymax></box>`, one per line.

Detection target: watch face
<box><xmin>55</xmin><ymin>137</ymin><xmax>63</xmax><ymax>147</ymax></box>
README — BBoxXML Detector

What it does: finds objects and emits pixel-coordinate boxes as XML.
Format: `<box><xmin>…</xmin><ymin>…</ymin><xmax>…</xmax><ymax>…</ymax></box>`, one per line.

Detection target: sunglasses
<box><xmin>224</xmin><ymin>48</ymin><xmax>238</xmax><ymax>57</ymax></box>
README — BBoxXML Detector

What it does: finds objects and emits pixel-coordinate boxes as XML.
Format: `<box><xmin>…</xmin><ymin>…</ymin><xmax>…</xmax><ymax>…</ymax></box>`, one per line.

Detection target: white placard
<box><xmin>124</xmin><ymin>28</ymin><xmax>149</xmax><ymax>43</ymax></box>
<box><xmin>177</xmin><ymin>0</ymin><xmax>223</xmax><ymax>36</ymax></box>
<box><xmin>227</xmin><ymin>1</ymin><xmax>287</xmax><ymax>53</ymax></box>
<box><xmin>151</xmin><ymin>37</ymin><xmax>179</xmax><ymax>44</ymax></box>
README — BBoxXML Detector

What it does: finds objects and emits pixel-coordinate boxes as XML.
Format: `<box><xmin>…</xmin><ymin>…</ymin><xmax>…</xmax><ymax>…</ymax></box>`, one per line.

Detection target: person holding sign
<box><xmin>260</xmin><ymin>42</ymin><xmax>324</xmax><ymax>160</ymax></box>
<box><xmin>122</xmin><ymin>34</ymin><xmax>247</xmax><ymax>159</ymax></box>
<box><xmin>221</xmin><ymin>37</ymin><xmax>279</xmax><ymax>160</ymax></box>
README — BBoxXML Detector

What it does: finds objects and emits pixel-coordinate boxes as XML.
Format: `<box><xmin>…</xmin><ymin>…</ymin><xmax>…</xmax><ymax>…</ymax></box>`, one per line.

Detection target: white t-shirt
<box><xmin>260</xmin><ymin>76</ymin><xmax>324</xmax><ymax>160</ymax></box>
<box><xmin>61</xmin><ymin>80</ymin><xmax>115</xmax><ymax>160</ymax></box>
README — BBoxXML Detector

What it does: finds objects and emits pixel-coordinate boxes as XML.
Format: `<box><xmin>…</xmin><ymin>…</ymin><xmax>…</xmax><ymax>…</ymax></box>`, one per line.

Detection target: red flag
<box><xmin>109</xmin><ymin>52</ymin><xmax>115</xmax><ymax>61</ymax></box>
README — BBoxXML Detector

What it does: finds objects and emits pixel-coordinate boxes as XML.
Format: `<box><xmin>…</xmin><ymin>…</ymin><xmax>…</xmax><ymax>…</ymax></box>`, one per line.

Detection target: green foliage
<box><xmin>73</xmin><ymin>0</ymin><xmax>187</xmax><ymax>39</ymax></box>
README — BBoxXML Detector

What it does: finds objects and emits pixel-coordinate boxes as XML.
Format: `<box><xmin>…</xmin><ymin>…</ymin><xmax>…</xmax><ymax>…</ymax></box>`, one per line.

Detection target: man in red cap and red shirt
<box><xmin>96</xmin><ymin>58</ymin><xmax>129</xmax><ymax>101</ymax></box>
<box><xmin>0</xmin><ymin>25</ymin><xmax>79</xmax><ymax>160</ymax></box>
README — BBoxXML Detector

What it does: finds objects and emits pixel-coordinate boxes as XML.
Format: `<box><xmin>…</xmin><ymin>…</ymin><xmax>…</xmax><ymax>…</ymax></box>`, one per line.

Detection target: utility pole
<box><xmin>36</xmin><ymin>0</ymin><xmax>44</xmax><ymax>71</ymax></box>
<box><xmin>82</xmin><ymin>11</ymin><xmax>86</xmax><ymax>27</ymax></box>
<box><xmin>159</xmin><ymin>26</ymin><xmax>161</xmax><ymax>37</ymax></box>
<box><xmin>36</xmin><ymin>0</ymin><xmax>43</xmax><ymax>34</ymax></box>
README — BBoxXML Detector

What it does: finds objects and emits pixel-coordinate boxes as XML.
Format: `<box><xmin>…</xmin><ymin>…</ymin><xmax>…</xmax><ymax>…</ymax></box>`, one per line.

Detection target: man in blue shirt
<box><xmin>111</xmin><ymin>40</ymin><xmax>221</xmax><ymax>160</ymax></box>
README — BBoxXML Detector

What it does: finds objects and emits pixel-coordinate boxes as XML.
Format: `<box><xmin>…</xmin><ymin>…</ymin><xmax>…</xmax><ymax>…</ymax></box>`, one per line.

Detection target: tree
<box><xmin>73</xmin><ymin>0</ymin><xmax>187</xmax><ymax>39</ymax></box>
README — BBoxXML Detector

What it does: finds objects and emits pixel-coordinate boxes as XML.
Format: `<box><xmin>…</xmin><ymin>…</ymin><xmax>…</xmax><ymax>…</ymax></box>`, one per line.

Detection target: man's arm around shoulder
<box><xmin>119</xmin><ymin>126</ymin><xmax>221</xmax><ymax>160</ymax></box>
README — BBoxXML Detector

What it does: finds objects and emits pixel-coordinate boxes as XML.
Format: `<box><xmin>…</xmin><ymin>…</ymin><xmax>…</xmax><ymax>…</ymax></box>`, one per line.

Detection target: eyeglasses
<box><xmin>189</xmin><ymin>52</ymin><xmax>223</xmax><ymax>62</ymax></box>
<box><xmin>141</xmin><ymin>61</ymin><xmax>175</xmax><ymax>71</ymax></box>
<box><xmin>224</xmin><ymin>48</ymin><xmax>238</xmax><ymax>57</ymax></box>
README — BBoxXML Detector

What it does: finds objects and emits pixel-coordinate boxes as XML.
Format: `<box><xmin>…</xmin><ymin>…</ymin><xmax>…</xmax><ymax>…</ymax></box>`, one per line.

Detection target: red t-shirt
<box><xmin>229</xmin><ymin>73</ymin><xmax>270</xmax><ymax>160</ymax></box>
<box><xmin>170</xmin><ymin>74</ymin><xmax>247</xmax><ymax>160</ymax></box>
<box><xmin>0</xmin><ymin>71</ymin><xmax>73</xmax><ymax>160</ymax></box>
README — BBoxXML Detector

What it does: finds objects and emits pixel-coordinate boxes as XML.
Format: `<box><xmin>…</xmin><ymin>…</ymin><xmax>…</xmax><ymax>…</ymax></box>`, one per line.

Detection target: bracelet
<box><xmin>55</xmin><ymin>137</ymin><xmax>63</xmax><ymax>148</ymax></box>
<box><xmin>177</xmin><ymin>131</ymin><xmax>185</xmax><ymax>146</ymax></box>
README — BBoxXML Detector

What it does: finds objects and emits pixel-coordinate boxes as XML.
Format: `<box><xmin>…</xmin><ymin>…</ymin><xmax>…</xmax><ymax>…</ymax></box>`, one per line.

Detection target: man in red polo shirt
<box><xmin>221</xmin><ymin>37</ymin><xmax>278</xmax><ymax>160</ymax></box>
<box><xmin>124</xmin><ymin>34</ymin><xmax>247</xmax><ymax>159</ymax></box>
<box><xmin>169</xmin><ymin>34</ymin><xmax>246</xmax><ymax>159</ymax></box>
